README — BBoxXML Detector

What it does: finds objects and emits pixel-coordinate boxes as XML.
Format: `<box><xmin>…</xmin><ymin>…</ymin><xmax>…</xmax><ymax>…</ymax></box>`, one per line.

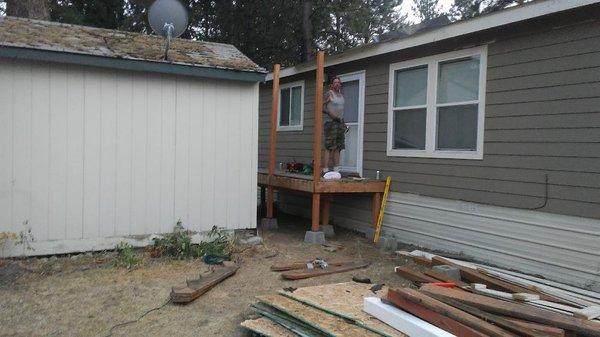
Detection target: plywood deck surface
<box><xmin>240</xmin><ymin>317</ymin><xmax>298</xmax><ymax>337</ymax></box>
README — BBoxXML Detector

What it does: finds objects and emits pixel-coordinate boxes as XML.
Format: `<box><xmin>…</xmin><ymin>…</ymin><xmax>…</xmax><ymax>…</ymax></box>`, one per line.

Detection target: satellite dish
<box><xmin>148</xmin><ymin>0</ymin><xmax>189</xmax><ymax>60</ymax></box>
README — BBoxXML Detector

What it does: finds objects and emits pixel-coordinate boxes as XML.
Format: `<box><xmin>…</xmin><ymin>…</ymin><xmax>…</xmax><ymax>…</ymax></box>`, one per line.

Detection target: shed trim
<box><xmin>0</xmin><ymin>46</ymin><xmax>266</xmax><ymax>82</ymax></box>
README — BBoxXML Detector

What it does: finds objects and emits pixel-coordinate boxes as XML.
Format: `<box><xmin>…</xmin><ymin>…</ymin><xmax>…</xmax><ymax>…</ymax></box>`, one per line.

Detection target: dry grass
<box><xmin>0</xmin><ymin>214</ymin><xmax>412</xmax><ymax>336</ymax></box>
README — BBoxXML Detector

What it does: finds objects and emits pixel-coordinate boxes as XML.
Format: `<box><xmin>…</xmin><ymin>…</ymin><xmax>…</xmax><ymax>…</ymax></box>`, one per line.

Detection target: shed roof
<box><xmin>0</xmin><ymin>16</ymin><xmax>266</xmax><ymax>82</ymax></box>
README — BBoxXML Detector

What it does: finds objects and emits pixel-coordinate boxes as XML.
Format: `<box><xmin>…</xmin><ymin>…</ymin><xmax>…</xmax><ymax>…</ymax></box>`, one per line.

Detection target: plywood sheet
<box><xmin>281</xmin><ymin>282</ymin><xmax>406</xmax><ymax>337</ymax></box>
<box><xmin>241</xmin><ymin>317</ymin><xmax>298</xmax><ymax>337</ymax></box>
<box><xmin>257</xmin><ymin>293</ymin><xmax>382</xmax><ymax>337</ymax></box>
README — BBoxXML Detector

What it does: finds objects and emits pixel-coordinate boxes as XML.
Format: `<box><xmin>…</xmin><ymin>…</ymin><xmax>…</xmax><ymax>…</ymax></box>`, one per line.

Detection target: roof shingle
<box><xmin>0</xmin><ymin>16</ymin><xmax>265</xmax><ymax>73</ymax></box>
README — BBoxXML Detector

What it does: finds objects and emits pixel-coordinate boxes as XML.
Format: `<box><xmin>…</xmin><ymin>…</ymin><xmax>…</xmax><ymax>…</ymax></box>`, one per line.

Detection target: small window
<box><xmin>278</xmin><ymin>81</ymin><xmax>304</xmax><ymax>131</ymax></box>
<box><xmin>387</xmin><ymin>46</ymin><xmax>487</xmax><ymax>159</ymax></box>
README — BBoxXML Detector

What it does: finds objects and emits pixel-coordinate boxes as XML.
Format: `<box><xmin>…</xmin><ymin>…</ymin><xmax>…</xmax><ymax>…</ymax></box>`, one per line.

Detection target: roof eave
<box><xmin>0</xmin><ymin>46</ymin><xmax>266</xmax><ymax>82</ymax></box>
<box><xmin>266</xmin><ymin>0</ymin><xmax>599</xmax><ymax>81</ymax></box>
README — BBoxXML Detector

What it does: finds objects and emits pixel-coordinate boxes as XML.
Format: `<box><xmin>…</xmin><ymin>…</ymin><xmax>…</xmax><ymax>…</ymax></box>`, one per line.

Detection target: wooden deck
<box><xmin>258</xmin><ymin>169</ymin><xmax>386</xmax><ymax>231</ymax></box>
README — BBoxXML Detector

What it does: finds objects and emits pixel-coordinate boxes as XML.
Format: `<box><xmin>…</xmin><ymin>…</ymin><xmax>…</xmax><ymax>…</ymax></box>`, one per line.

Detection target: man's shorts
<box><xmin>324</xmin><ymin>120</ymin><xmax>346</xmax><ymax>150</ymax></box>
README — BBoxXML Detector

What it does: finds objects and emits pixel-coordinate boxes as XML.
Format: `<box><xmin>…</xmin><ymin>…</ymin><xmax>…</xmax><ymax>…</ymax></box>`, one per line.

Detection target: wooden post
<box><xmin>311</xmin><ymin>51</ymin><xmax>325</xmax><ymax>232</ymax></box>
<box><xmin>266</xmin><ymin>64</ymin><xmax>281</xmax><ymax>219</ymax></box>
<box><xmin>321</xmin><ymin>198</ymin><xmax>330</xmax><ymax>227</ymax></box>
<box><xmin>372</xmin><ymin>192</ymin><xmax>382</xmax><ymax>228</ymax></box>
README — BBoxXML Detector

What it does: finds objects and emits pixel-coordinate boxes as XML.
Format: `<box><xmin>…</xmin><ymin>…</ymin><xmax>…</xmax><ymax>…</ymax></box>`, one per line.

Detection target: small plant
<box><xmin>113</xmin><ymin>242</ymin><xmax>140</xmax><ymax>269</ymax></box>
<box><xmin>17</xmin><ymin>220</ymin><xmax>35</xmax><ymax>252</ymax></box>
<box><xmin>151</xmin><ymin>221</ymin><xmax>232</xmax><ymax>259</ymax></box>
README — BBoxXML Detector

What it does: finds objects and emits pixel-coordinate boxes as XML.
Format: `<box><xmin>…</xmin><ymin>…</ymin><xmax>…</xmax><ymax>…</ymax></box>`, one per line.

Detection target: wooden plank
<box><xmin>311</xmin><ymin>193</ymin><xmax>321</xmax><ymax>232</ymax></box>
<box><xmin>420</xmin><ymin>284</ymin><xmax>600</xmax><ymax>337</ymax></box>
<box><xmin>389</xmin><ymin>288</ymin><xmax>518</xmax><ymax>337</ymax></box>
<box><xmin>502</xmin><ymin>318</ymin><xmax>565</xmax><ymax>337</ymax></box>
<box><xmin>363</xmin><ymin>297</ymin><xmax>456</xmax><ymax>337</ymax></box>
<box><xmin>315</xmin><ymin>181</ymin><xmax>386</xmax><ymax>193</ymax></box>
<box><xmin>421</xmin><ymin>269</ymin><xmax>469</xmax><ymax>288</ymax></box>
<box><xmin>267</xmin><ymin>64</ymin><xmax>280</xmax><ymax>218</ymax></box>
<box><xmin>171</xmin><ymin>265</ymin><xmax>239</xmax><ymax>303</ymax></box>
<box><xmin>268</xmin><ymin>174</ymin><xmax>314</xmax><ymax>193</ymax></box>
<box><xmin>431</xmin><ymin>257</ymin><xmax>568</xmax><ymax>304</ymax></box>
<box><xmin>372</xmin><ymin>192</ymin><xmax>382</xmax><ymax>229</ymax></box>
<box><xmin>395</xmin><ymin>266</ymin><xmax>440</xmax><ymax>283</ymax></box>
<box><xmin>281</xmin><ymin>261</ymin><xmax>369</xmax><ymax>280</ymax></box>
<box><xmin>321</xmin><ymin>198</ymin><xmax>330</xmax><ymax>227</ymax></box>
<box><xmin>258</xmin><ymin>293</ymin><xmax>382</xmax><ymax>337</ymax></box>
<box><xmin>573</xmin><ymin>306</ymin><xmax>600</xmax><ymax>320</ymax></box>
<box><xmin>312</xmin><ymin>51</ymin><xmax>324</xmax><ymax>183</ymax></box>
<box><xmin>417</xmin><ymin>288</ymin><xmax>550</xmax><ymax>337</ymax></box>
<box><xmin>387</xmin><ymin>289</ymin><xmax>487</xmax><ymax>337</ymax></box>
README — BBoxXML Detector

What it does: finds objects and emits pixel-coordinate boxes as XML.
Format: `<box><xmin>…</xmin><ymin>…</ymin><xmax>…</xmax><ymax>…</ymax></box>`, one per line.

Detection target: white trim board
<box><xmin>363</xmin><ymin>297</ymin><xmax>456</xmax><ymax>337</ymax></box>
<box><xmin>266</xmin><ymin>0</ymin><xmax>599</xmax><ymax>80</ymax></box>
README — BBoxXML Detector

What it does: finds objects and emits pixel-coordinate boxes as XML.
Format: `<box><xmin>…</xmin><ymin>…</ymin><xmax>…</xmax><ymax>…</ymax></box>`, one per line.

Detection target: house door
<box><xmin>339</xmin><ymin>71</ymin><xmax>365</xmax><ymax>175</ymax></box>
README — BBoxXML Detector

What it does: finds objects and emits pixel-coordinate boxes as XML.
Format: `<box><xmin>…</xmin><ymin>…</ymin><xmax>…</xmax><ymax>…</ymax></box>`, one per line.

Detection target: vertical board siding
<box><xmin>0</xmin><ymin>58</ymin><xmax>258</xmax><ymax>257</ymax></box>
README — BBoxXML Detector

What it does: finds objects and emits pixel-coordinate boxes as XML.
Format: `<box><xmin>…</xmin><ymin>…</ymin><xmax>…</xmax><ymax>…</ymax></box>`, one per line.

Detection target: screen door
<box><xmin>339</xmin><ymin>71</ymin><xmax>365</xmax><ymax>175</ymax></box>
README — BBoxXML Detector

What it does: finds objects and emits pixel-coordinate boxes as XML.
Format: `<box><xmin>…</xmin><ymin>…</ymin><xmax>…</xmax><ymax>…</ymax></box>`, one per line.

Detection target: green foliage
<box><xmin>151</xmin><ymin>221</ymin><xmax>231</xmax><ymax>259</ymax></box>
<box><xmin>412</xmin><ymin>0</ymin><xmax>442</xmax><ymax>21</ymax></box>
<box><xmin>114</xmin><ymin>242</ymin><xmax>141</xmax><ymax>269</ymax></box>
<box><xmin>449</xmin><ymin>0</ymin><xmax>529</xmax><ymax>21</ymax></box>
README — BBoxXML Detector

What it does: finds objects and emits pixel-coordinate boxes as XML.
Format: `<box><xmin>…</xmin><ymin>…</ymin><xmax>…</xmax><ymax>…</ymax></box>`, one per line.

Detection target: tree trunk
<box><xmin>6</xmin><ymin>0</ymin><xmax>49</xmax><ymax>20</ymax></box>
<box><xmin>302</xmin><ymin>0</ymin><xmax>313</xmax><ymax>61</ymax></box>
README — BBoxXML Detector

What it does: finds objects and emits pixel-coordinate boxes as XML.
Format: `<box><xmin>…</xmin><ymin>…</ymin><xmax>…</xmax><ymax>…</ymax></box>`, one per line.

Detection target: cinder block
<box><xmin>432</xmin><ymin>265</ymin><xmax>461</xmax><ymax>281</ymax></box>
<box><xmin>260</xmin><ymin>217</ymin><xmax>278</xmax><ymax>230</ymax></box>
<box><xmin>304</xmin><ymin>231</ymin><xmax>326</xmax><ymax>244</ymax></box>
<box><xmin>321</xmin><ymin>225</ymin><xmax>335</xmax><ymax>238</ymax></box>
<box><xmin>377</xmin><ymin>236</ymin><xmax>398</xmax><ymax>251</ymax></box>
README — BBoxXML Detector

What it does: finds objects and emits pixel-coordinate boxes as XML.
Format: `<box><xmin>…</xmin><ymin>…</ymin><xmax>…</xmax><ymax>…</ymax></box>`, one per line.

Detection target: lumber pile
<box><xmin>270</xmin><ymin>259</ymin><xmax>370</xmax><ymax>280</ymax></box>
<box><xmin>372</xmin><ymin>250</ymin><xmax>600</xmax><ymax>337</ymax></box>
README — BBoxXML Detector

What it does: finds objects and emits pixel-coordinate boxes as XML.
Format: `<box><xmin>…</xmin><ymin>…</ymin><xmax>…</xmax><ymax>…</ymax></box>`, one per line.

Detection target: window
<box><xmin>387</xmin><ymin>46</ymin><xmax>487</xmax><ymax>159</ymax></box>
<box><xmin>277</xmin><ymin>81</ymin><xmax>304</xmax><ymax>131</ymax></box>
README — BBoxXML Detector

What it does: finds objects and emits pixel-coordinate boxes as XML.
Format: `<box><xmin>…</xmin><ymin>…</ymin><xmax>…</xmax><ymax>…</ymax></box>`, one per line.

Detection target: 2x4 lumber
<box><xmin>270</xmin><ymin>260</ymin><xmax>348</xmax><ymax>272</ymax></box>
<box><xmin>321</xmin><ymin>198</ymin><xmax>330</xmax><ymax>227</ymax></box>
<box><xmin>502</xmin><ymin>318</ymin><xmax>565</xmax><ymax>337</ymax></box>
<box><xmin>314</xmin><ymin>181</ymin><xmax>386</xmax><ymax>193</ymax></box>
<box><xmin>387</xmin><ymin>289</ymin><xmax>488</xmax><ymax>337</ymax></box>
<box><xmin>311</xmin><ymin>51</ymin><xmax>325</xmax><ymax>232</ymax></box>
<box><xmin>421</xmin><ymin>268</ymin><xmax>470</xmax><ymax>288</ymax></box>
<box><xmin>281</xmin><ymin>261</ymin><xmax>369</xmax><ymax>280</ymax></box>
<box><xmin>432</xmin><ymin>257</ymin><xmax>569</xmax><ymax>304</ymax></box>
<box><xmin>573</xmin><ymin>306</ymin><xmax>600</xmax><ymax>320</ymax></box>
<box><xmin>363</xmin><ymin>297</ymin><xmax>456</xmax><ymax>337</ymax></box>
<box><xmin>266</xmin><ymin>64</ymin><xmax>281</xmax><ymax>219</ymax></box>
<box><xmin>395</xmin><ymin>266</ymin><xmax>440</xmax><ymax>283</ymax></box>
<box><xmin>420</xmin><ymin>284</ymin><xmax>600</xmax><ymax>337</ymax></box>
<box><xmin>389</xmin><ymin>288</ymin><xmax>519</xmax><ymax>337</ymax></box>
<box><xmin>421</xmin><ymin>289</ymin><xmax>551</xmax><ymax>337</ymax></box>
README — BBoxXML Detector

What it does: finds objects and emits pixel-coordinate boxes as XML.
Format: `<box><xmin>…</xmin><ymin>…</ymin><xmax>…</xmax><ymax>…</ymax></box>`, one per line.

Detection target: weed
<box><xmin>114</xmin><ymin>242</ymin><xmax>141</xmax><ymax>269</ymax></box>
<box><xmin>151</xmin><ymin>221</ymin><xmax>232</xmax><ymax>259</ymax></box>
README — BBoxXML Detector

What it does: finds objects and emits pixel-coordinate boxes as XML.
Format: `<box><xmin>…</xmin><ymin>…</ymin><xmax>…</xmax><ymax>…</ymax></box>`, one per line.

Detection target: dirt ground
<box><xmin>0</xmin><ymin>214</ymin><xmax>412</xmax><ymax>337</ymax></box>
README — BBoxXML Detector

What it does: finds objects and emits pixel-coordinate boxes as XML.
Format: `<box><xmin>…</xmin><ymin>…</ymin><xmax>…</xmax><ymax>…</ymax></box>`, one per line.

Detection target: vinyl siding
<box><xmin>0</xmin><ymin>58</ymin><xmax>259</xmax><ymax>257</ymax></box>
<box><xmin>258</xmin><ymin>12</ymin><xmax>600</xmax><ymax>220</ymax></box>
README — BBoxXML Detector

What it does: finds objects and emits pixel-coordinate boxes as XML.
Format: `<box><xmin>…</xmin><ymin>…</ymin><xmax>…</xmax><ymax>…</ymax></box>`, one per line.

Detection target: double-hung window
<box><xmin>277</xmin><ymin>81</ymin><xmax>304</xmax><ymax>131</ymax></box>
<box><xmin>387</xmin><ymin>46</ymin><xmax>487</xmax><ymax>159</ymax></box>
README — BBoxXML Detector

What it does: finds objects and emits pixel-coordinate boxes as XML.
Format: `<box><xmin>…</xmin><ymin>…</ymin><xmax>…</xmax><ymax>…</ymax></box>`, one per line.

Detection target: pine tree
<box><xmin>412</xmin><ymin>0</ymin><xmax>441</xmax><ymax>22</ymax></box>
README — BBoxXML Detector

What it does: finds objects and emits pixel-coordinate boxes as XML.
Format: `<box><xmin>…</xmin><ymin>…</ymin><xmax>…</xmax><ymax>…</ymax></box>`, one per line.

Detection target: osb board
<box><xmin>241</xmin><ymin>317</ymin><xmax>297</xmax><ymax>337</ymax></box>
<box><xmin>257</xmin><ymin>293</ymin><xmax>381</xmax><ymax>337</ymax></box>
<box><xmin>284</xmin><ymin>282</ymin><xmax>406</xmax><ymax>337</ymax></box>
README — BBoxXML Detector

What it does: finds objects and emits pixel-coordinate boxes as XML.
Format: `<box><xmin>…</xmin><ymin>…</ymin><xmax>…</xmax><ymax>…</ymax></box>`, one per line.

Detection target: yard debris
<box><xmin>270</xmin><ymin>259</ymin><xmax>349</xmax><ymax>272</ymax></box>
<box><xmin>281</xmin><ymin>261</ymin><xmax>370</xmax><ymax>280</ymax></box>
<box><xmin>384</xmin><ymin>250</ymin><xmax>600</xmax><ymax>337</ymax></box>
<box><xmin>170</xmin><ymin>263</ymin><xmax>239</xmax><ymax>303</ymax></box>
<box><xmin>352</xmin><ymin>275</ymin><xmax>372</xmax><ymax>284</ymax></box>
<box><xmin>322</xmin><ymin>242</ymin><xmax>344</xmax><ymax>252</ymax></box>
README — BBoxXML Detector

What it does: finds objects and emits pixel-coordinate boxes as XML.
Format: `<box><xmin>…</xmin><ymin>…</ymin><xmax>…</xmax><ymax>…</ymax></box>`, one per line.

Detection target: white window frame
<box><xmin>277</xmin><ymin>80</ymin><xmax>304</xmax><ymax>131</ymax></box>
<box><xmin>387</xmin><ymin>45</ymin><xmax>487</xmax><ymax>160</ymax></box>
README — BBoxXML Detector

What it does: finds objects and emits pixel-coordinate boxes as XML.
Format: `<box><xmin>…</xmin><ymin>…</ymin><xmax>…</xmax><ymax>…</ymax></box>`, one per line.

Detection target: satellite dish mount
<box><xmin>148</xmin><ymin>0</ymin><xmax>189</xmax><ymax>61</ymax></box>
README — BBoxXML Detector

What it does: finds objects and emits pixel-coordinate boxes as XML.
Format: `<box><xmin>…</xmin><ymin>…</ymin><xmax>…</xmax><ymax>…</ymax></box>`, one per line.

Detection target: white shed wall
<box><xmin>0</xmin><ymin>58</ymin><xmax>258</xmax><ymax>257</ymax></box>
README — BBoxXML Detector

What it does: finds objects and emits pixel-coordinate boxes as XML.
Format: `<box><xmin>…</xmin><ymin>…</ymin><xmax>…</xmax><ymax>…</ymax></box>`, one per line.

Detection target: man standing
<box><xmin>322</xmin><ymin>76</ymin><xmax>346</xmax><ymax>174</ymax></box>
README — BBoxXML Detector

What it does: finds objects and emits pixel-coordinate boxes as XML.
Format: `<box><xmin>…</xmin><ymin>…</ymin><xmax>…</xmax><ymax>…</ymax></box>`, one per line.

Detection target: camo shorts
<box><xmin>324</xmin><ymin>120</ymin><xmax>346</xmax><ymax>150</ymax></box>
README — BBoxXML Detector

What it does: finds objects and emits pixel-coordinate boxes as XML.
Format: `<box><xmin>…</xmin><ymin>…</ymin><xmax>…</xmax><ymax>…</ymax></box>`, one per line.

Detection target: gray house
<box><xmin>258</xmin><ymin>0</ymin><xmax>600</xmax><ymax>290</ymax></box>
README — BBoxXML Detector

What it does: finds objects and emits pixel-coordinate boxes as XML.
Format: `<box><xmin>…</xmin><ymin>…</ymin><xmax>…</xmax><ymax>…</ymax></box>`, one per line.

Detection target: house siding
<box><xmin>258</xmin><ymin>8</ymin><xmax>600</xmax><ymax>289</ymax></box>
<box><xmin>259</xmin><ymin>12</ymin><xmax>600</xmax><ymax>220</ymax></box>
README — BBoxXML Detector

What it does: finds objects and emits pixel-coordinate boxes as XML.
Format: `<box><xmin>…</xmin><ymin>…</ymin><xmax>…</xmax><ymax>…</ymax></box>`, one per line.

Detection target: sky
<box><xmin>400</xmin><ymin>0</ymin><xmax>455</xmax><ymax>23</ymax></box>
